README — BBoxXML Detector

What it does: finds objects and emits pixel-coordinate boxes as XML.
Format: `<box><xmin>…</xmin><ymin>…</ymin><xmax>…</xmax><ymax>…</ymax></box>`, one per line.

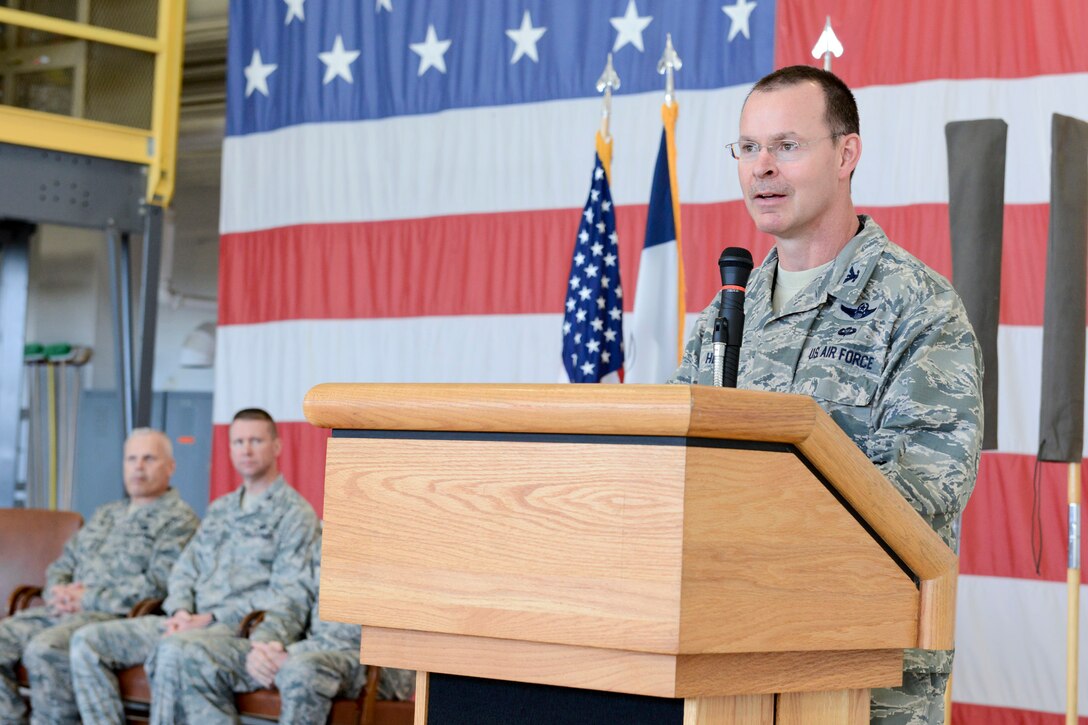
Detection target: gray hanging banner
<box><xmin>946</xmin><ymin>119</ymin><xmax>1007</xmax><ymax>451</ymax></box>
<box><xmin>1039</xmin><ymin>113</ymin><xmax>1088</xmax><ymax>463</ymax></box>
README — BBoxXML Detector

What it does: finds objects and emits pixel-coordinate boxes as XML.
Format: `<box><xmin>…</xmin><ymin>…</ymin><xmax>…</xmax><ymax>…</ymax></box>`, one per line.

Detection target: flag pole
<box><xmin>1068</xmin><ymin>461</ymin><xmax>1081</xmax><ymax>725</ymax></box>
<box><xmin>810</xmin><ymin>16</ymin><xmax>843</xmax><ymax>72</ymax></box>
<box><xmin>1037</xmin><ymin>113</ymin><xmax>1088</xmax><ymax>725</ymax></box>
<box><xmin>656</xmin><ymin>33</ymin><xmax>686</xmax><ymax>363</ymax></box>
<box><xmin>595</xmin><ymin>53</ymin><xmax>620</xmax><ymax>143</ymax></box>
<box><xmin>657</xmin><ymin>33</ymin><xmax>681</xmax><ymax>107</ymax></box>
<box><xmin>561</xmin><ymin>55</ymin><xmax>626</xmax><ymax>384</ymax></box>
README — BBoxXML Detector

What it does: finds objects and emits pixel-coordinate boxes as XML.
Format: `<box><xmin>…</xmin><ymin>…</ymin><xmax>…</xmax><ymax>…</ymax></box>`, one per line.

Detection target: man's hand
<box><xmin>45</xmin><ymin>583</ymin><xmax>85</xmax><ymax>615</ymax></box>
<box><xmin>163</xmin><ymin>610</ymin><xmax>214</xmax><ymax>635</ymax></box>
<box><xmin>245</xmin><ymin>641</ymin><xmax>289</xmax><ymax>688</ymax></box>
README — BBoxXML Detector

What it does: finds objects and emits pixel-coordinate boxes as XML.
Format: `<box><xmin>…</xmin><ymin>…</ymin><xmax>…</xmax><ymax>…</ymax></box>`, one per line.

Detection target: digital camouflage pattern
<box><xmin>166</xmin><ymin>635</ymin><xmax>367</xmax><ymax>723</ymax></box>
<box><xmin>670</xmin><ymin>215</ymin><xmax>983</xmax><ymax>680</ymax></box>
<box><xmin>0</xmin><ymin>608</ymin><xmax>114</xmax><ymax>724</ymax></box>
<box><xmin>47</xmin><ymin>488</ymin><xmax>199</xmax><ymax>616</ymax></box>
<box><xmin>375</xmin><ymin>667</ymin><xmax>416</xmax><ymax>701</ymax></box>
<box><xmin>162</xmin><ymin>476</ymin><xmax>318</xmax><ymax>641</ymax></box>
<box><xmin>0</xmin><ymin>488</ymin><xmax>197</xmax><ymax>724</ymax></box>
<box><xmin>870</xmin><ymin>671</ymin><xmax>950</xmax><ymax>724</ymax></box>
<box><xmin>69</xmin><ymin>476</ymin><xmax>318</xmax><ymax>724</ymax></box>
<box><xmin>147</xmin><ymin>623</ymin><xmax>241</xmax><ymax>724</ymax></box>
<box><xmin>69</xmin><ymin>616</ymin><xmax>237</xmax><ymax>724</ymax></box>
<box><xmin>71</xmin><ymin>614</ymin><xmax>162</xmax><ymax>723</ymax></box>
<box><xmin>164</xmin><ymin>532</ymin><xmax>412</xmax><ymax>722</ymax></box>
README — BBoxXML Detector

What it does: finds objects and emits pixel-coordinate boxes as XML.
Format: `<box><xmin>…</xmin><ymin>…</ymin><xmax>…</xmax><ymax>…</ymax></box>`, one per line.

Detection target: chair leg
<box><xmin>358</xmin><ymin>665</ymin><xmax>380</xmax><ymax>725</ymax></box>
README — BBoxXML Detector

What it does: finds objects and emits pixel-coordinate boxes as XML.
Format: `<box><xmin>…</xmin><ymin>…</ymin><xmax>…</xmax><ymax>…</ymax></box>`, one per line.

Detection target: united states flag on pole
<box><xmin>217</xmin><ymin>1</ymin><xmax>1088</xmax><ymax>722</ymax></box>
<box><xmin>562</xmin><ymin>133</ymin><xmax>624</xmax><ymax>383</ymax></box>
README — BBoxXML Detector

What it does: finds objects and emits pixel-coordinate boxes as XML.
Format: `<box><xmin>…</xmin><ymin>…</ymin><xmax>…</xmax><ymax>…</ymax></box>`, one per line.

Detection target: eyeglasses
<box><xmin>726</xmin><ymin>135</ymin><xmax>837</xmax><ymax>162</ymax></box>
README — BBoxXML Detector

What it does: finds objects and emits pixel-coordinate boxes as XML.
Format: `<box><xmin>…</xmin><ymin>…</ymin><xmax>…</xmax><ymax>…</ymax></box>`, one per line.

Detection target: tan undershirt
<box><xmin>772</xmin><ymin>260</ymin><xmax>832</xmax><ymax>316</ymax></box>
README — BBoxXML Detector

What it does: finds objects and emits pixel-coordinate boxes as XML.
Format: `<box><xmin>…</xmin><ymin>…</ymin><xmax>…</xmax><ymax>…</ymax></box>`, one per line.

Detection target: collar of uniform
<box><xmin>147</xmin><ymin>487</ymin><xmax>180</xmax><ymax>511</ymax></box>
<box><xmin>749</xmin><ymin>215</ymin><xmax>884</xmax><ymax>322</ymax></box>
<box><xmin>246</xmin><ymin>475</ymin><xmax>286</xmax><ymax>510</ymax></box>
<box><xmin>745</xmin><ymin>248</ymin><xmax>778</xmax><ymax>329</ymax></box>
<box><xmin>823</xmin><ymin>215</ymin><xmax>886</xmax><ymax>306</ymax></box>
<box><xmin>231</xmin><ymin>475</ymin><xmax>286</xmax><ymax>510</ymax></box>
<box><xmin>128</xmin><ymin>486</ymin><xmax>179</xmax><ymax>518</ymax></box>
<box><xmin>751</xmin><ymin>245</ymin><xmax>838</xmax><ymax>321</ymax></box>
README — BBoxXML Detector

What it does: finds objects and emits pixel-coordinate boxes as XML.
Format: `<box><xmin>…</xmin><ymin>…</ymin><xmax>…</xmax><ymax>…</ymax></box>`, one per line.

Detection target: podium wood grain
<box><xmin>413</xmin><ymin>673</ymin><xmax>428</xmax><ymax>725</ymax></box>
<box><xmin>320</xmin><ymin>436</ymin><xmax>918</xmax><ymax>658</ymax></box>
<box><xmin>777</xmin><ymin>689</ymin><xmax>868</xmax><ymax>725</ymax></box>
<box><xmin>684</xmin><ymin>695</ymin><xmax>774</xmax><ymax>725</ymax></box>
<box><xmin>307</xmin><ymin>383</ymin><xmax>956</xmax><ymax>640</ymax></box>
<box><xmin>359</xmin><ymin>627</ymin><xmax>902</xmax><ymax>698</ymax></box>
<box><xmin>308</xmin><ymin>383</ymin><xmax>959</xmax><ymax>723</ymax></box>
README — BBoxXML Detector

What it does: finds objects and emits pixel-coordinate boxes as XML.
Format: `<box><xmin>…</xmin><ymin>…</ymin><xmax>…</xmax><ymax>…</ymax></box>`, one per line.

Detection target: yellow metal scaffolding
<box><xmin>0</xmin><ymin>0</ymin><xmax>184</xmax><ymax>205</ymax></box>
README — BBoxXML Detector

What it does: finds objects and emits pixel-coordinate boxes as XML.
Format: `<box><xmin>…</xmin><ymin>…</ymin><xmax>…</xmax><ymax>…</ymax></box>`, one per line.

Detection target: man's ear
<box><xmin>839</xmin><ymin>133</ymin><xmax>861</xmax><ymax>179</ymax></box>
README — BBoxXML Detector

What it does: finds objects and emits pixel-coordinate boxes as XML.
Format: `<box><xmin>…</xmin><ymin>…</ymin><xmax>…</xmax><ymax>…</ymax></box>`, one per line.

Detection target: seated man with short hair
<box><xmin>161</xmin><ymin>530</ymin><xmax>414</xmax><ymax>722</ymax></box>
<box><xmin>0</xmin><ymin>428</ymin><xmax>198</xmax><ymax>725</ymax></box>
<box><xmin>69</xmin><ymin>408</ymin><xmax>319</xmax><ymax>725</ymax></box>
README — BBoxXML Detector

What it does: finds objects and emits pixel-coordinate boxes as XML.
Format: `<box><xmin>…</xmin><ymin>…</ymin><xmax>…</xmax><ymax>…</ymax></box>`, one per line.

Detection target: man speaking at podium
<box><xmin>669</xmin><ymin>66</ymin><xmax>983</xmax><ymax>724</ymax></box>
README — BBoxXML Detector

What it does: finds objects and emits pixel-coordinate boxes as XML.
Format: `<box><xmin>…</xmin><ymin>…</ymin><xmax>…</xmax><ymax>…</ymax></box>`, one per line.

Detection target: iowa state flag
<box><xmin>217</xmin><ymin>1</ymin><xmax>1088</xmax><ymax>722</ymax></box>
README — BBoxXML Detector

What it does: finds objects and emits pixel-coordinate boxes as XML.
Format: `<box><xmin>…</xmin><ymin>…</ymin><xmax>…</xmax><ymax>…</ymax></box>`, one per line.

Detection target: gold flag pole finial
<box><xmin>657</xmin><ymin>33</ymin><xmax>682</xmax><ymax>107</ymax></box>
<box><xmin>596</xmin><ymin>53</ymin><xmax>621</xmax><ymax>141</ymax></box>
<box><xmin>810</xmin><ymin>16</ymin><xmax>844</xmax><ymax>71</ymax></box>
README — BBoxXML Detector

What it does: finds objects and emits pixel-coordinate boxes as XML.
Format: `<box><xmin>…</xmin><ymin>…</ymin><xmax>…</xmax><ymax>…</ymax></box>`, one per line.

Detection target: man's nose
<box><xmin>752</xmin><ymin>147</ymin><xmax>778</xmax><ymax>176</ymax></box>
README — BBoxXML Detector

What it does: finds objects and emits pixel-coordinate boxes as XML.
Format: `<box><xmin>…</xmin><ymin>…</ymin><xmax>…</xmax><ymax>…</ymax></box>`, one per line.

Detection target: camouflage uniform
<box><xmin>69</xmin><ymin>477</ymin><xmax>318</xmax><ymax>725</ymax></box>
<box><xmin>376</xmin><ymin>667</ymin><xmax>415</xmax><ymax>701</ymax></box>
<box><xmin>0</xmin><ymin>488</ymin><xmax>198</xmax><ymax>724</ymax></box>
<box><xmin>169</xmin><ymin>533</ymin><xmax>413</xmax><ymax>723</ymax></box>
<box><xmin>670</xmin><ymin>216</ymin><xmax>983</xmax><ymax>723</ymax></box>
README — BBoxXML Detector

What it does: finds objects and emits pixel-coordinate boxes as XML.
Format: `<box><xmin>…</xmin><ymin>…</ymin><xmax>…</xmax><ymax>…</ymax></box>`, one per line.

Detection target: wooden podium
<box><xmin>304</xmin><ymin>383</ymin><xmax>957</xmax><ymax>725</ymax></box>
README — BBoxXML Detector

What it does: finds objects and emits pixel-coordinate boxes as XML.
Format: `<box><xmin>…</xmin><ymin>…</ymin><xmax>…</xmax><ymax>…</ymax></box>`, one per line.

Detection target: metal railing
<box><xmin>0</xmin><ymin>0</ymin><xmax>184</xmax><ymax>205</ymax></box>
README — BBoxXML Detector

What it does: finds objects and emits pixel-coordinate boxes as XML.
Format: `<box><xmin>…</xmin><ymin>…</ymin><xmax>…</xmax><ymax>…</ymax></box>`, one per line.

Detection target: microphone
<box><xmin>711</xmin><ymin>247</ymin><xmax>754</xmax><ymax>387</ymax></box>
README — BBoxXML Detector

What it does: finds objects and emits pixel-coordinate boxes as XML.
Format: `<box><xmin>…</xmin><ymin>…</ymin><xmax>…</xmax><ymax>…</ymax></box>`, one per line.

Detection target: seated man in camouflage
<box><xmin>0</xmin><ymin>428</ymin><xmax>198</xmax><ymax>725</ymax></box>
<box><xmin>69</xmin><ymin>408</ymin><xmax>319</xmax><ymax>725</ymax></box>
<box><xmin>159</xmin><ymin>530</ymin><xmax>415</xmax><ymax>722</ymax></box>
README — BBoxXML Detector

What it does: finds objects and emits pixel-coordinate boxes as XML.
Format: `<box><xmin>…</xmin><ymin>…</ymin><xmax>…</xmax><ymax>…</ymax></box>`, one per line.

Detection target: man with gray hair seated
<box><xmin>0</xmin><ymin>428</ymin><xmax>199</xmax><ymax>724</ymax></box>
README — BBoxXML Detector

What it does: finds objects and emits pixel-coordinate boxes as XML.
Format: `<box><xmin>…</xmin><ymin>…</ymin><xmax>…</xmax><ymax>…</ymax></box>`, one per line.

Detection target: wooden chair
<box><xmin>0</xmin><ymin>508</ymin><xmax>82</xmax><ymax>616</ymax></box>
<box><xmin>371</xmin><ymin>699</ymin><xmax>415</xmax><ymax>725</ymax></box>
<box><xmin>2</xmin><ymin>508</ymin><xmax>84</xmax><ymax>701</ymax></box>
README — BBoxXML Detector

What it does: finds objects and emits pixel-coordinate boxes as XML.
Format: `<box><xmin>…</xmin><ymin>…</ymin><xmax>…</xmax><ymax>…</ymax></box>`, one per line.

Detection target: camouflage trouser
<box><xmin>163</xmin><ymin>634</ymin><xmax>255</xmax><ymax>723</ymax></box>
<box><xmin>870</xmin><ymin>670</ymin><xmax>949</xmax><ymax>724</ymax></box>
<box><xmin>148</xmin><ymin>624</ymin><xmax>237</xmax><ymax>725</ymax></box>
<box><xmin>277</xmin><ymin>651</ymin><xmax>367</xmax><ymax>722</ymax></box>
<box><xmin>377</xmin><ymin>667</ymin><xmax>415</xmax><ymax>701</ymax></box>
<box><xmin>173</xmin><ymin>635</ymin><xmax>367</xmax><ymax>724</ymax></box>
<box><xmin>68</xmin><ymin>614</ymin><xmax>236</xmax><ymax>725</ymax></box>
<box><xmin>0</xmin><ymin>606</ymin><xmax>114</xmax><ymax>725</ymax></box>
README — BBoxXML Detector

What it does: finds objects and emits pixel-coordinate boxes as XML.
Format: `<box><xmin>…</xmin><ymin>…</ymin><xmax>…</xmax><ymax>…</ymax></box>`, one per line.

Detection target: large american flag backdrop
<box><xmin>215</xmin><ymin>0</ymin><xmax>1088</xmax><ymax>721</ymax></box>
